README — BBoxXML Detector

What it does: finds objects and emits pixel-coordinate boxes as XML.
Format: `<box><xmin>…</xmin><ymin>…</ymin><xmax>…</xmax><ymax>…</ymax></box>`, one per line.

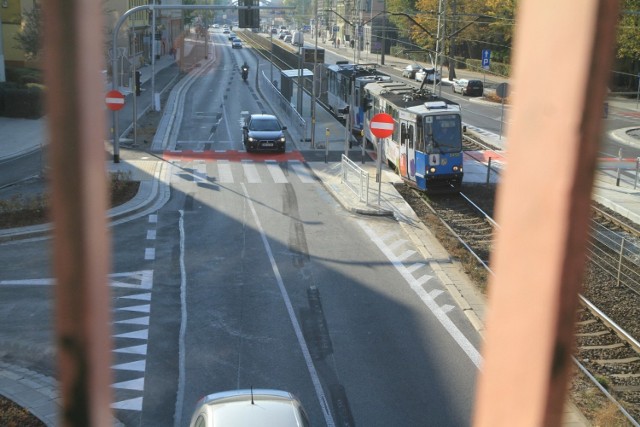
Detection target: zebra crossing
<box><xmin>110</xmin><ymin>270</ymin><xmax>154</xmax><ymax>414</ymax></box>
<box><xmin>0</xmin><ymin>270</ymin><xmax>154</xmax><ymax>417</ymax></box>
<box><xmin>170</xmin><ymin>159</ymin><xmax>317</xmax><ymax>185</ymax></box>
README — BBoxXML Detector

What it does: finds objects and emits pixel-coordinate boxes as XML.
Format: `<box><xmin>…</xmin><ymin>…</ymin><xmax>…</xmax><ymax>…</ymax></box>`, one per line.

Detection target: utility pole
<box><xmin>449</xmin><ymin>0</ymin><xmax>457</xmax><ymax>81</ymax></box>
<box><xmin>381</xmin><ymin>0</ymin><xmax>386</xmax><ymax>65</ymax></box>
<box><xmin>0</xmin><ymin>16</ymin><xmax>5</xmax><ymax>82</ymax></box>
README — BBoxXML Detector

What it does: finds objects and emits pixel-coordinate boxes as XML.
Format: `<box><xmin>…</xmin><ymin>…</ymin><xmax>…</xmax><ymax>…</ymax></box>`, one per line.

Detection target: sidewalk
<box><xmin>0</xmin><ymin>37</ymin><xmax>639</xmax><ymax>427</ymax></box>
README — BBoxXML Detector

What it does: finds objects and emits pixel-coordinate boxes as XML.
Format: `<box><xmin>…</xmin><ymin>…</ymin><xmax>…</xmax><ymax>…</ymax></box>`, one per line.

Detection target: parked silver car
<box><xmin>189</xmin><ymin>389</ymin><xmax>310</xmax><ymax>427</ymax></box>
<box><xmin>402</xmin><ymin>63</ymin><xmax>423</xmax><ymax>79</ymax></box>
<box><xmin>415</xmin><ymin>67</ymin><xmax>440</xmax><ymax>84</ymax></box>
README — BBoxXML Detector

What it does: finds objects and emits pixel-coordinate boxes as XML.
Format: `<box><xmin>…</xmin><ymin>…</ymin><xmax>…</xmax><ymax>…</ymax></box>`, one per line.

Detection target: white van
<box><xmin>292</xmin><ymin>31</ymin><xmax>304</xmax><ymax>46</ymax></box>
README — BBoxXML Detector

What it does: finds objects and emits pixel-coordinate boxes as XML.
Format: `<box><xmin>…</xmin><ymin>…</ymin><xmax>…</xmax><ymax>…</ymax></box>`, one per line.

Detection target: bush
<box><xmin>0</xmin><ymin>86</ymin><xmax>45</xmax><ymax>118</ymax></box>
<box><xmin>5</xmin><ymin>67</ymin><xmax>43</xmax><ymax>86</ymax></box>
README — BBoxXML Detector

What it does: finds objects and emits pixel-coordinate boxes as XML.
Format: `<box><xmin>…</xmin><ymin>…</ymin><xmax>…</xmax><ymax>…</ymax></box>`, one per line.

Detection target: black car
<box><xmin>243</xmin><ymin>114</ymin><xmax>287</xmax><ymax>152</ymax></box>
<box><xmin>463</xmin><ymin>79</ymin><xmax>484</xmax><ymax>96</ymax></box>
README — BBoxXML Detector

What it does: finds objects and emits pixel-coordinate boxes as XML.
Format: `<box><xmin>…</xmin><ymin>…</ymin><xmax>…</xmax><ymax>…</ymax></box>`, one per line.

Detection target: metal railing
<box><xmin>588</xmin><ymin>222</ymin><xmax>640</xmax><ymax>295</ymax></box>
<box><xmin>341</xmin><ymin>154</ymin><xmax>369</xmax><ymax>204</ymax></box>
<box><xmin>259</xmin><ymin>70</ymin><xmax>307</xmax><ymax>143</ymax></box>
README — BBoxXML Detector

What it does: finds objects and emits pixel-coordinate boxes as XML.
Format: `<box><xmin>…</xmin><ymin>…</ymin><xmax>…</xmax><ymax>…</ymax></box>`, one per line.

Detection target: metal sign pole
<box><xmin>377</xmin><ymin>136</ymin><xmax>383</xmax><ymax>206</ymax></box>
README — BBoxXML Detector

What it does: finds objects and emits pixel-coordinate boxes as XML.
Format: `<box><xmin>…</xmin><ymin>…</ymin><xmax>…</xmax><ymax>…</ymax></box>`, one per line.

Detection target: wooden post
<box><xmin>42</xmin><ymin>1</ymin><xmax>113</xmax><ymax>425</ymax></box>
<box><xmin>473</xmin><ymin>1</ymin><xmax>619</xmax><ymax>426</ymax></box>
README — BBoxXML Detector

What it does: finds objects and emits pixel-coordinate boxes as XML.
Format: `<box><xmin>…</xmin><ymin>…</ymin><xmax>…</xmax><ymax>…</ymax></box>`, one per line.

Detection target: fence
<box><xmin>258</xmin><ymin>69</ymin><xmax>307</xmax><ymax>143</ymax></box>
<box><xmin>341</xmin><ymin>154</ymin><xmax>370</xmax><ymax>204</ymax></box>
<box><xmin>588</xmin><ymin>221</ymin><xmax>640</xmax><ymax>294</ymax></box>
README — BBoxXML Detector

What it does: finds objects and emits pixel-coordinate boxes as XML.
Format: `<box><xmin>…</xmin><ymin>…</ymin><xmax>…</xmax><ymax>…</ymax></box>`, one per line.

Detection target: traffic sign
<box><xmin>105</xmin><ymin>90</ymin><xmax>125</xmax><ymax>111</ymax></box>
<box><xmin>370</xmin><ymin>113</ymin><xmax>394</xmax><ymax>138</ymax></box>
<box><xmin>482</xmin><ymin>49</ymin><xmax>491</xmax><ymax>70</ymax></box>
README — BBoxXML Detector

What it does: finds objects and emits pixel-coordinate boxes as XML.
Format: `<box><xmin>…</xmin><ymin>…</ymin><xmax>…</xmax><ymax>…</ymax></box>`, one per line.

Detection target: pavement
<box><xmin>1</xmin><ymin>34</ymin><xmax>639</xmax><ymax>427</ymax></box>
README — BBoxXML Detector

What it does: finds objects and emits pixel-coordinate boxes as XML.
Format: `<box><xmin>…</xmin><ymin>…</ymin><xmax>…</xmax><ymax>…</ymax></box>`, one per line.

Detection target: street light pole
<box><xmin>381</xmin><ymin>0</ymin><xmax>386</xmax><ymax>65</ymax></box>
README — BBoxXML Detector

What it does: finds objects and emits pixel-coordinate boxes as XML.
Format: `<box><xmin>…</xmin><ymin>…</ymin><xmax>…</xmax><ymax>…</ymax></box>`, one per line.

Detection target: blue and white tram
<box><xmin>324</xmin><ymin>62</ymin><xmax>389</xmax><ymax>123</ymax></box>
<box><xmin>325</xmin><ymin>62</ymin><xmax>353</xmax><ymax>120</ymax></box>
<box><xmin>362</xmin><ymin>82</ymin><xmax>463</xmax><ymax>192</ymax></box>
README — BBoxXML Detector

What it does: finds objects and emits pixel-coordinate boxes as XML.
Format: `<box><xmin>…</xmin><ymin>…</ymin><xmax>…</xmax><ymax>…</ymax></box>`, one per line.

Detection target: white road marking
<box><xmin>266</xmin><ymin>160</ymin><xmax>289</xmax><ymax>183</ymax></box>
<box><xmin>217</xmin><ymin>160</ymin><xmax>234</xmax><ymax>183</ymax></box>
<box><xmin>289</xmin><ymin>160</ymin><xmax>316</xmax><ymax>183</ymax></box>
<box><xmin>144</xmin><ymin>248</ymin><xmax>155</xmax><ymax>260</ymax></box>
<box><xmin>147</xmin><ymin>230</ymin><xmax>156</xmax><ymax>240</ymax></box>
<box><xmin>242</xmin><ymin>184</ymin><xmax>336</xmax><ymax>427</ymax></box>
<box><xmin>241</xmin><ymin>160</ymin><xmax>261</xmax><ymax>183</ymax></box>
<box><xmin>174</xmin><ymin>210</ymin><xmax>188</xmax><ymax>427</ymax></box>
<box><xmin>359</xmin><ymin>221</ymin><xmax>482</xmax><ymax>368</ymax></box>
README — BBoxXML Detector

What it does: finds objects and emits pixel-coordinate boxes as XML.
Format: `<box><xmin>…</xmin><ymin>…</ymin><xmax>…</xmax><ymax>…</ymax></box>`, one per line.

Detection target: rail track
<box><xmin>395</xmin><ymin>182</ymin><xmax>640</xmax><ymax>424</ymax></box>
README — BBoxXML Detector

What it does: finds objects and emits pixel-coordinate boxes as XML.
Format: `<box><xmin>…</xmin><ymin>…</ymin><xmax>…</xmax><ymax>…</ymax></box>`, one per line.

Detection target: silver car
<box><xmin>189</xmin><ymin>389</ymin><xmax>310</xmax><ymax>427</ymax></box>
<box><xmin>402</xmin><ymin>63</ymin><xmax>422</xmax><ymax>79</ymax></box>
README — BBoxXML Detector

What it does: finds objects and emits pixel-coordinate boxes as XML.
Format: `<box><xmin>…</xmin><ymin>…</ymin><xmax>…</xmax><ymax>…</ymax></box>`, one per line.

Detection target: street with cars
<box><xmin>1</xmin><ymin>23</ymin><xmax>639</xmax><ymax>427</ymax></box>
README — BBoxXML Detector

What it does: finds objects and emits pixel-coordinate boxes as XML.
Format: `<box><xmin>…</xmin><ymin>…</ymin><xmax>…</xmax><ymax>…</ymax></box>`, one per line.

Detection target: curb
<box><xmin>0</xmin><ymin>161</ymin><xmax>170</xmax><ymax>243</ymax></box>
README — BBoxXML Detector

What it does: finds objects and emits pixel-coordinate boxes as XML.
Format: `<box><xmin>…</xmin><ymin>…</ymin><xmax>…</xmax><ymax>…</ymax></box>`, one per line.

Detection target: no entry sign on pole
<box><xmin>370</xmin><ymin>113</ymin><xmax>394</xmax><ymax>138</ymax></box>
<box><xmin>105</xmin><ymin>90</ymin><xmax>125</xmax><ymax>111</ymax></box>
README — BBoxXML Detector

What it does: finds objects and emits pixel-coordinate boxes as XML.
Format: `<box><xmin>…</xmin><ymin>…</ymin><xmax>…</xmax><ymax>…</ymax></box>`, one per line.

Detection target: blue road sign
<box><xmin>482</xmin><ymin>49</ymin><xmax>491</xmax><ymax>70</ymax></box>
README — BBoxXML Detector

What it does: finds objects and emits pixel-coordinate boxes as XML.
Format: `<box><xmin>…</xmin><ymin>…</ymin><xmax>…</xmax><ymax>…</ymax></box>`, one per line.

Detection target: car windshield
<box><xmin>250</xmin><ymin>118</ymin><xmax>280</xmax><ymax>131</ymax></box>
<box><xmin>424</xmin><ymin>114</ymin><xmax>462</xmax><ymax>153</ymax></box>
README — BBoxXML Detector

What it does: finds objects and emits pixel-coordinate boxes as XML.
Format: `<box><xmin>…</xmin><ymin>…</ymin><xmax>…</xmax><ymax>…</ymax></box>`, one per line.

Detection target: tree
<box><xmin>13</xmin><ymin>3</ymin><xmax>42</xmax><ymax>61</ymax></box>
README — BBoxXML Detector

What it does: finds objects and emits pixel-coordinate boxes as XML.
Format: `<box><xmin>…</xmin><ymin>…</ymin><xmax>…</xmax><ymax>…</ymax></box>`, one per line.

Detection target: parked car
<box><xmin>402</xmin><ymin>63</ymin><xmax>423</xmax><ymax>79</ymax></box>
<box><xmin>283</xmin><ymin>34</ymin><xmax>293</xmax><ymax>43</ymax></box>
<box><xmin>452</xmin><ymin>78</ymin><xmax>484</xmax><ymax>96</ymax></box>
<box><xmin>415</xmin><ymin>67</ymin><xmax>440</xmax><ymax>84</ymax></box>
<box><xmin>243</xmin><ymin>114</ymin><xmax>287</xmax><ymax>152</ymax></box>
<box><xmin>189</xmin><ymin>389</ymin><xmax>310</xmax><ymax>427</ymax></box>
<box><xmin>232</xmin><ymin>38</ymin><xmax>242</xmax><ymax>49</ymax></box>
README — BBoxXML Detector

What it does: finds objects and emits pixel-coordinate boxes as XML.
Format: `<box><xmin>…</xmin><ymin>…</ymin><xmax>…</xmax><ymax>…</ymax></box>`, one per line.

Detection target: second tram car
<box><xmin>324</xmin><ymin>62</ymin><xmax>389</xmax><ymax>128</ymax></box>
<box><xmin>362</xmin><ymin>81</ymin><xmax>464</xmax><ymax>192</ymax></box>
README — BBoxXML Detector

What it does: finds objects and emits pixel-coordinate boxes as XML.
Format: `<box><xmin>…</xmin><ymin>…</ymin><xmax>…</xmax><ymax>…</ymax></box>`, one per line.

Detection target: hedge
<box><xmin>0</xmin><ymin>85</ymin><xmax>45</xmax><ymax>118</ymax></box>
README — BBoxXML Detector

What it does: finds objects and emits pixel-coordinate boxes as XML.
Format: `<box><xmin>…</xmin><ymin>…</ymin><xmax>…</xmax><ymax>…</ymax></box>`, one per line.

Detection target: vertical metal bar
<box><xmin>473</xmin><ymin>1</ymin><xmax>619</xmax><ymax>426</ymax></box>
<box><xmin>42</xmin><ymin>1</ymin><xmax>113</xmax><ymax>426</ymax></box>
<box><xmin>616</xmin><ymin>238</ymin><xmax>625</xmax><ymax>287</ymax></box>
<box><xmin>486</xmin><ymin>157</ymin><xmax>492</xmax><ymax>185</ymax></box>
<box><xmin>635</xmin><ymin>157</ymin><xmax>639</xmax><ymax>189</ymax></box>
<box><xmin>616</xmin><ymin>147</ymin><xmax>622</xmax><ymax>186</ymax></box>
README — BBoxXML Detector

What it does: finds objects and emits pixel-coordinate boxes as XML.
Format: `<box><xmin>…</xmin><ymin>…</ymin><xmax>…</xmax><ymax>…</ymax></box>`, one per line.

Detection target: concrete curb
<box><xmin>0</xmin><ymin>161</ymin><xmax>170</xmax><ymax>243</ymax></box>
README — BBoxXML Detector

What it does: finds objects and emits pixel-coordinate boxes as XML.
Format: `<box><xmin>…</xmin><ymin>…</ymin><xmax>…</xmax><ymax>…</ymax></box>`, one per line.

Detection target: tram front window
<box><xmin>425</xmin><ymin>114</ymin><xmax>462</xmax><ymax>153</ymax></box>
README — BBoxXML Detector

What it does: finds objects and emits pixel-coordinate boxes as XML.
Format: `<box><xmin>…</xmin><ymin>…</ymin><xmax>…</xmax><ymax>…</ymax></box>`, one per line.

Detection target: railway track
<box><xmin>395</xmin><ymin>183</ymin><xmax>640</xmax><ymax>424</ymax></box>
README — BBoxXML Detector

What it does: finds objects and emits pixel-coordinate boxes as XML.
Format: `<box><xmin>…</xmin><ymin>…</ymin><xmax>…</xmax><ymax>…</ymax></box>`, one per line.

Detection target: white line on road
<box><xmin>174</xmin><ymin>210</ymin><xmax>188</xmax><ymax>427</ymax></box>
<box><xmin>242</xmin><ymin>183</ymin><xmax>335</xmax><ymax>427</ymax></box>
<box><xmin>358</xmin><ymin>221</ymin><xmax>483</xmax><ymax>369</ymax></box>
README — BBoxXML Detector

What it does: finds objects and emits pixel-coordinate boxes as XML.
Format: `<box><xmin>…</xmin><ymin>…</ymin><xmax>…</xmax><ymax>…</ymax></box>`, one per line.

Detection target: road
<box><xmin>8</xmin><ymin>29</ymin><xmax>637</xmax><ymax>427</ymax></box>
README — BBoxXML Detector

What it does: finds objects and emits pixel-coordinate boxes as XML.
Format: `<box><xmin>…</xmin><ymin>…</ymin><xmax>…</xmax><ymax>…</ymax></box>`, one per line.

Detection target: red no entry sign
<box><xmin>105</xmin><ymin>90</ymin><xmax>125</xmax><ymax>111</ymax></box>
<box><xmin>370</xmin><ymin>113</ymin><xmax>394</xmax><ymax>138</ymax></box>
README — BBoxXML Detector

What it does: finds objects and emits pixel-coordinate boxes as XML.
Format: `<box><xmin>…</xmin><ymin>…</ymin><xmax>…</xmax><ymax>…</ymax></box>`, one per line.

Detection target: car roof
<box><xmin>194</xmin><ymin>389</ymin><xmax>307</xmax><ymax>427</ymax></box>
<box><xmin>249</xmin><ymin>114</ymin><xmax>278</xmax><ymax>120</ymax></box>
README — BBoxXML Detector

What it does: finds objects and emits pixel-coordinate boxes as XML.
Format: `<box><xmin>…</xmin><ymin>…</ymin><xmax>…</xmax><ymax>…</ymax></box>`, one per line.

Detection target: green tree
<box><xmin>617</xmin><ymin>0</ymin><xmax>640</xmax><ymax>61</ymax></box>
<box><xmin>13</xmin><ymin>4</ymin><xmax>42</xmax><ymax>61</ymax></box>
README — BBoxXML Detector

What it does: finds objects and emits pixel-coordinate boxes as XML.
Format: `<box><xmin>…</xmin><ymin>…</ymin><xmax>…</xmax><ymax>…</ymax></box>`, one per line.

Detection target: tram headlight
<box><xmin>428</xmin><ymin>167</ymin><xmax>436</xmax><ymax>174</ymax></box>
<box><xmin>453</xmin><ymin>165</ymin><xmax>459</xmax><ymax>172</ymax></box>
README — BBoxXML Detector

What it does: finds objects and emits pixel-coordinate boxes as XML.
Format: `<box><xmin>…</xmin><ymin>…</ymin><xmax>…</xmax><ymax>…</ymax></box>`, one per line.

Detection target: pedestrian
<box><xmin>337</xmin><ymin>38</ymin><xmax>340</xmax><ymax>48</ymax></box>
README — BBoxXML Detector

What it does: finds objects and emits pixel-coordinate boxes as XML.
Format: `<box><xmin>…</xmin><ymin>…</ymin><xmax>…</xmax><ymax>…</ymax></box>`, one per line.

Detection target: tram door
<box><xmin>400</xmin><ymin>120</ymin><xmax>416</xmax><ymax>181</ymax></box>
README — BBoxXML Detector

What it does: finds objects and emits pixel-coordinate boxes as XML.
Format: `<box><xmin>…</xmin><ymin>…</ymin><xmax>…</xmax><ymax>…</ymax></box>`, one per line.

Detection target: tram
<box><xmin>362</xmin><ymin>81</ymin><xmax>463</xmax><ymax>192</ymax></box>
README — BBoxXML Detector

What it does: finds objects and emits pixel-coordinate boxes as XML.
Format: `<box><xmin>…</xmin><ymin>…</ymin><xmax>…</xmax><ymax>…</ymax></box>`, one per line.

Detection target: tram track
<box><xmin>395</xmin><ymin>182</ymin><xmax>640</xmax><ymax>424</ymax></box>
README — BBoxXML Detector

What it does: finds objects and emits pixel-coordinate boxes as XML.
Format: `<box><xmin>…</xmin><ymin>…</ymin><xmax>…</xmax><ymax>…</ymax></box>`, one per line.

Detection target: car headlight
<box><xmin>248</xmin><ymin>137</ymin><xmax>255</xmax><ymax>142</ymax></box>
<box><xmin>278</xmin><ymin>137</ymin><xmax>286</xmax><ymax>143</ymax></box>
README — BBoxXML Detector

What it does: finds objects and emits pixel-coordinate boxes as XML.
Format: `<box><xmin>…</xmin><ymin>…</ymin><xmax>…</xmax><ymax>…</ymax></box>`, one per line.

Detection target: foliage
<box><xmin>616</xmin><ymin>0</ymin><xmax>640</xmax><ymax>62</ymax></box>
<box><xmin>13</xmin><ymin>4</ymin><xmax>42</xmax><ymax>61</ymax></box>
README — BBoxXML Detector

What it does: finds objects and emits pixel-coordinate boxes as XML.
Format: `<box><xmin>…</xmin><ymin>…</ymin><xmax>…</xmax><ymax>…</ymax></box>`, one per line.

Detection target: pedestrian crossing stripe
<box><xmin>172</xmin><ymin>159</ymin><xmax>316</xmax><ymax>184</ymax></box>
